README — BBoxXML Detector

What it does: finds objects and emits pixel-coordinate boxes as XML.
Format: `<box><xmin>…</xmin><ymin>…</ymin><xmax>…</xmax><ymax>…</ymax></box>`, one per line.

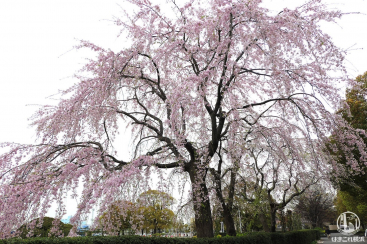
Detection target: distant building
<box><xmin>77</xmin><ymin>223</ymin><xmax>89</xmax><ymax>236</ymax></box>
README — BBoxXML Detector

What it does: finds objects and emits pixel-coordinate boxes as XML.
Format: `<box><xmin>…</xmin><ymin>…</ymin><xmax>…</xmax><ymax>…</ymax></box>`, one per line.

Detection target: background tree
<box><xmin>211</xmin><ymin>119</ymin><xmax>328</xmax><ymax>234</ymax></box>
<box><xmin>334</xmin><ymin>191</ymin><xmax>347</xmax><ymax>215</ymax></box>
<box><xmin>209</xmin><ymin>148</ymin><xmax>239</xmax><ymax>236</ymax></box>
<box><xmin>0</xmin><ymin>0</ymin><xmax>363</xmax><ymax>238</ymax></box>
<box><xmin>172</xmin><ymin>218</ymin><xmax>189</xmax><ymax>236</ymax></box>
<box><xmin>239</xmin><ymin>130</ymin><xmax>322</xmax><ymax>232</ymax></box>
<box><xmin>236</xmin><ymin>188</ymin><xmax>271</xmax><ymax>232</ymax></box>
<box><xmin>334</xmin><ymin>190</ymin><xmax>367</xmax><ymax>228</ymax></box>
<box><xmin>332</xmin><ymin>71</ymin><xmax>367</xmax><ymax>194</ymax></box>
<box><xmin>293</xmin><ymin>187</ymin><xmax>336</xmax><ymax>228</ymax></box>
<box><xmin>330</xmin><ymin>71</ymin><xmax>367</xmax><ymax>227</ymax></box>
<box><xmin>99</xmin><ymin>200</ymin><xmax>137</xmax><ymax>235</ymax></box>
<box><xmin>286</xmin><ymin>210</ymin><xmax>293</xmax><ymax>231</ymax></box>
<box><xmin>137</xmin><ymin>190</ymin><xmax>175</xmax><ymax>234</ymax></box>
<box><xmin>291</xmin><ymin>212</ymin><xmax>303</xmax><ymax>231</ymax></box>
<box><xmin>18</xmin><ymin>217</ymin><xmax>72</xmax><ymax>238</ymax></box>
<box><xmin>343</xmin><ymin>72</ymin><xmax>367</xmax><ymax>131</ymax></box>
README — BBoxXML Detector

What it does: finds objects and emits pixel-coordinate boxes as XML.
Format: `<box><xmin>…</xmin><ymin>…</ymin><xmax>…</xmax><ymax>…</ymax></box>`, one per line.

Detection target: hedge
<box><xmin>0</xmin><ymin>230</ymin><xmax>319</xmax><ymax>244</ymax></box>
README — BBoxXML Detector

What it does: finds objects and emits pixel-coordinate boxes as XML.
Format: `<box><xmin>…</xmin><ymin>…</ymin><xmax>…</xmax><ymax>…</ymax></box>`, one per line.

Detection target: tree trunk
<box><xmin>188</xmin><ymin>167</ymin><xmax>214</xmax><ymax>238</ymax></box>
<box><xmin>287</xmin><ymin>210</ymin><xmax>293</xmax><ymax>231</ymax></box>
<box><xmin>259</xmin><ymin>213</ymin><xmax>270</xmax><ymax>232</ymax></box>
<box><xmin>212</xmin><ymin>167</ymin><xmax>237</xmax><ymax>236</ymax></box>
<box><xmin>270</xmin><ymin>204</ymin><xmax>277</xmax><ymax>232</ymax></box>
<box><xmin>222</xmin><ymin>205</ymin><xmax>236</xmax><ymax>236</ymax></box>
<box><xmin>280</xmin><ymin>211</ymin><xmax>286</xmax><ymax>232</ymax></box>
<box><xmin>224</xmin><ymin>169</ymin><xmax>237</xmax><ymax>236</ymax></box>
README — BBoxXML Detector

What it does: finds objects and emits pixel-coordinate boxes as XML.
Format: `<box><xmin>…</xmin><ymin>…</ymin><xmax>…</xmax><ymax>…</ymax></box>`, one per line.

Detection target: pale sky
<box><xmin>0</xmin><ymin>0</ymin><xmax>366</xmax><ymax>222</ymax></box>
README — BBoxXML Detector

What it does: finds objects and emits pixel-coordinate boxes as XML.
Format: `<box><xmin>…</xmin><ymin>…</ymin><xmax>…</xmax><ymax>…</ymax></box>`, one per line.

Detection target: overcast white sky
<box><xmin>0</xmin><ymin>0</ymin><xmax>366</xmax><ymax>221</ymax></box>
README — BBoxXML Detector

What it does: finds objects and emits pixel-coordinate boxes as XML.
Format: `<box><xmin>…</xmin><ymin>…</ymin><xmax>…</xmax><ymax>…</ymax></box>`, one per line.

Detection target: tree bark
<box><xmin>154</xmin><ymin>221</ymin><xmax>157</xmax><ymax>234</ymax></box>
<box><xmin>222</xmin><ymin>205</ymin><xmax>236</xmax><ymax>236</ymax></box>
<box><xmin>210</xmin><ymin>166</ymin><xmax>237</xmax><ymax>236</ymax></box>
<box><xmin>188</xmin><ymin>167</ymin><xmax>214</xmax><ymax>238</ymax></box>
<box><xmin>270</xmin><ymin>204</ymin><xmax>277</xmax><ymax>232</ymax></box>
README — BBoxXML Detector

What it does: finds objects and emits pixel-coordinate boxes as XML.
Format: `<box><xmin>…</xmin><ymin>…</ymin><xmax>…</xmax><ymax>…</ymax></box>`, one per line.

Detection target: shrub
<box><xmin>0</xmin><ymin>230</ymin><xmax>319</xmax><ymax>244</ymax></box>
<box><xmin>17</xmin><ymin>217</ymin><xmax>73</xmax><ymax>238</ymax></box>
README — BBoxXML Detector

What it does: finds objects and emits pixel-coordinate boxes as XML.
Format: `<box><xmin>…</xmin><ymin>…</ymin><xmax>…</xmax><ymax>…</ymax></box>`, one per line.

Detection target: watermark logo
<box><xmin>332</xmin><ymin>236</ymin><xmax>365</xmax><ymax>242</ymax></box>
<box><xmin>337</xmin><ymin>211</ymin><xmax>361</xmax><ymax>236</ymax></box>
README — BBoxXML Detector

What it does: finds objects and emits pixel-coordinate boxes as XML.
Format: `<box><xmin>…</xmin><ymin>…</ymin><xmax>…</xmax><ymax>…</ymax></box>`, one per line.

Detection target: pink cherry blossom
<box><xmin>0</xmin><ymin>0</ymin><xmax>364</xmax><ymax>238</ymax></box>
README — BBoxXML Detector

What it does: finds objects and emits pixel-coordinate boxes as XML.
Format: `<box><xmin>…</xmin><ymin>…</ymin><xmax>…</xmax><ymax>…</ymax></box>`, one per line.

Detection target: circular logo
<box><xmin>337</xmin><ymin>211</ymin><xmax>361</xmax><ymax>235</ymax></box>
